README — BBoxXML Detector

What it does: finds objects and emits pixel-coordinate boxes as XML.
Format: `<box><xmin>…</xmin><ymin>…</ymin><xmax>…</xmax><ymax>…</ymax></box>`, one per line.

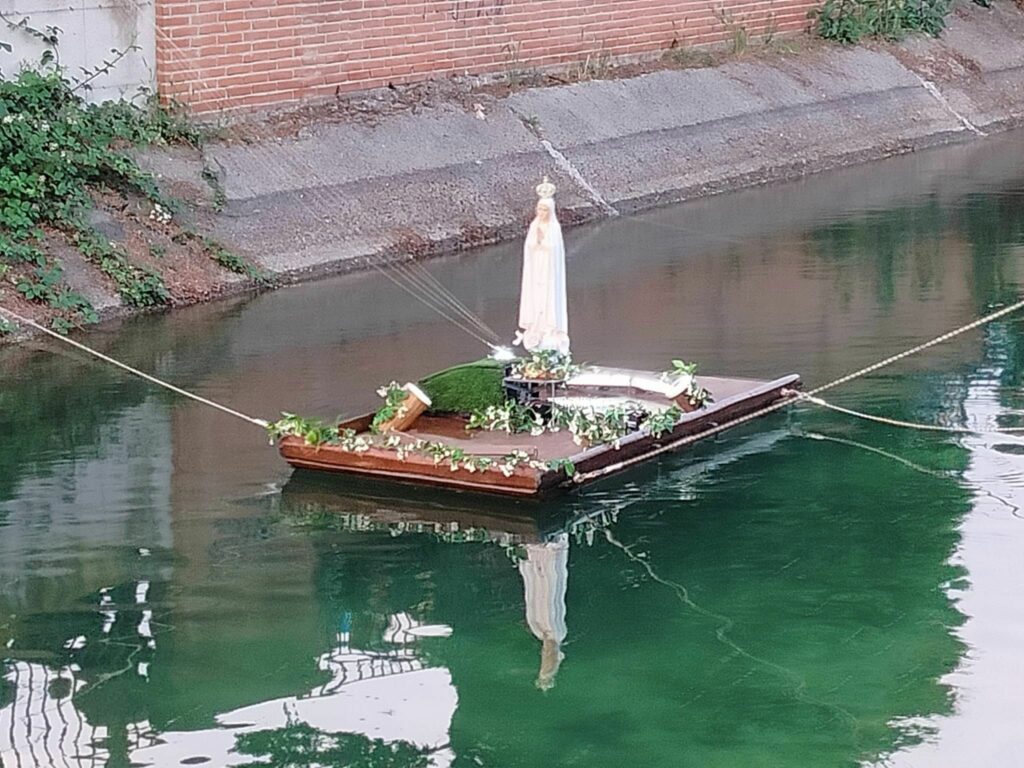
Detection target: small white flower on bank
<box><xmin>149</xmin><ymin>203</ymin><xmax>172</xmax><ymax>224</ymax></box>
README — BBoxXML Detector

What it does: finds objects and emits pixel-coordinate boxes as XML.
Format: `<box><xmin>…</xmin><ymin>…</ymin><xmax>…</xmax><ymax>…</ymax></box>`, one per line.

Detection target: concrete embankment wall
<box><xmin>179</xmin><ymin>0</ymin><xmax>1024</xmax><ymax>279</ymax></box>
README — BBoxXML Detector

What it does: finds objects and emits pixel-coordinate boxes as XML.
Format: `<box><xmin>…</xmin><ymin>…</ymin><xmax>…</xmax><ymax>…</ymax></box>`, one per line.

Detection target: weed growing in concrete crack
<box><xmin>663</xmin><ymin>45</ymin><xmax>716</xmax><ymax>69</ymax></box>
<box><xmin>501</xmin><ymin>41</ymin><xmax>532</xmax><ymax>88</ymax></box>
<box><xmin>763</xmin><ymin>12</ymin><xmax>780</xmax><ymax>46</ymax></box>
<box><xmin>201</xmin><ymin>163</ymin><xmax>227</xmax><ymax>212</ymax></box>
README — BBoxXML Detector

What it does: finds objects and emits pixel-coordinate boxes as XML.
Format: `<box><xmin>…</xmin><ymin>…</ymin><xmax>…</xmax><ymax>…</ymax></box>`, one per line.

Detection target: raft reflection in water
<box><xmin>171</xmin><ymin>476</ymin><xmax>604</xmax><ymax>764</ymax></box>
<box><xmin>1</xmin><ymin>421</ymin><xmax>965</xmax><ymax>767</ymax></box>
<box><xmin>280</xmin><ymin>472</ymin><xmax>584</xmax><ymax>693</ymax></box>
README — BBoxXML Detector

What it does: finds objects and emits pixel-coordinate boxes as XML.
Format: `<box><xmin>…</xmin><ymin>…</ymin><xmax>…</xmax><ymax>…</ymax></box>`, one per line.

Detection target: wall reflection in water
<box><xmin>0</xmin><ymin>429</ymin><xmax>779</xmax><ymax>767</ymax></box>
<box><xmin>130</xmin><ymin>612</ymin><xmax>458</xmax><ymax>766</ymax></box>
<box><xmin>4</xmin><ymin>132</ymin><xmax>1023</xmax><ymax>766</ymax></box>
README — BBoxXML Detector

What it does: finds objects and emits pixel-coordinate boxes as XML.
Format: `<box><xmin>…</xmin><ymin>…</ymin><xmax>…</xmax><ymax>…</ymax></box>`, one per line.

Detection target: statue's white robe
<box><xmin>518</xmin><ymin>200</ymin><xmax>569</xmax><ymax>354</ymax></box>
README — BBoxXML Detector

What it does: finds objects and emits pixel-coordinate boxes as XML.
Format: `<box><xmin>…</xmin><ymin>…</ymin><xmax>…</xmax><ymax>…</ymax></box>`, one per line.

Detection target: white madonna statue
<box><xmin>515</xmin><ymin>177</ymin><xmax>570</xmax><ymax>354</ymax></box>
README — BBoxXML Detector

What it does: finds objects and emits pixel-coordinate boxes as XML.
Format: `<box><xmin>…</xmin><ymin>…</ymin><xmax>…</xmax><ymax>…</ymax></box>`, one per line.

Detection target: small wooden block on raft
<box><xmin>378</xmin><ymin>383</ymin><xmax>432</xmax><ymax>432</ymax></box>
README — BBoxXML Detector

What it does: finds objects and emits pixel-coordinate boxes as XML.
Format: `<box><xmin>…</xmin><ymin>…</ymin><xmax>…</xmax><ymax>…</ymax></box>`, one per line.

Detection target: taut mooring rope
<box><xmin>0</xmin><ymin>306</ymin><xmax>269</xmax><ymax>430</ymax></box>
<box><xmin>6</xmin><ymin>294</ymin><xmax>1024</xmax><ymax>456</ymax></box>
<box><xmin>804</xmin><ymin>297</ymin><xmax>1024</xmax><ymax>398</ymax></box>
<box><xmin>572</xmin><ymin>296</ymin><xmax>1024</xmax><ymax>484</ymax></box>
<box><xmin>796</xmin><ymin>393</ymin><xmax>1024</xmax><ymax>434</ymax></box>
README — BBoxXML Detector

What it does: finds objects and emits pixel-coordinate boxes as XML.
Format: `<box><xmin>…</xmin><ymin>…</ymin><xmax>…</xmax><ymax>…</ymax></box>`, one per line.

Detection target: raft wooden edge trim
<box><xmin>282</xmin><ymin>456</ymin><xmax>545</xmax><ymax>497</ymax></box>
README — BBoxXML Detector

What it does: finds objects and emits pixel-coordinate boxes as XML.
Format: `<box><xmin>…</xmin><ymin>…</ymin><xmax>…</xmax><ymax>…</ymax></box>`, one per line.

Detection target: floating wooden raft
<box><xmin>278</xmin><ymin>370</ymin><xmax>801</xmax><ymax>498</ymax></box>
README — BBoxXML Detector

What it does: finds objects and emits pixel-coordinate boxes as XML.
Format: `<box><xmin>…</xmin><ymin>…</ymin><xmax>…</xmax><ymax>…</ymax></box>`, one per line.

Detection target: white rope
<box><xmin>796</xmin><ymin>393</ymin><xmax>1024</xmax><ymax>435</ymax></box>
<box><xmin>573</xmin><ymin>298</ymin><xmax>1024</xmax><ymax>484</ymax></box>
<box><xmin>0</xmin><ymin>306</ymin><xmax>270</xmax><ymax>430</ymax></box>
<box><xmin>382</xmin><ymin>258</ymin><xmax>501</xmax><ymax>344</ymax></box>
<box><xmin>268</xmin><ymin>179</ymin><xmax>503</xmax><ymax>348</ymax></box>
<box><xmin>238</xmin><ymin>149</ymin><xmax>501</xmax><ymax>347</ymax></box>
<box><xmin>389</xmin><ymin>257</ymin><xmax>502</xmax><ymax>343</ymax></box>
<box><xmin>369</xmin><ymin>262</ymin><xmax>501</xmax><ymax>347</ymax></box>
<box><xmin>805</xmin><ymin>297</ymin><xmax>1024</xmax><ymax>397</ymax></box>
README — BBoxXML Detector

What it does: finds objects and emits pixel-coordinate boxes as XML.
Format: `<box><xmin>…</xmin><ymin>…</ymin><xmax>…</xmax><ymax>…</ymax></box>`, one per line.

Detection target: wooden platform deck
<box><xmin>278</xmin><ymin>372</ymin><xmax>801</xmax><ymax>497</ymax></box>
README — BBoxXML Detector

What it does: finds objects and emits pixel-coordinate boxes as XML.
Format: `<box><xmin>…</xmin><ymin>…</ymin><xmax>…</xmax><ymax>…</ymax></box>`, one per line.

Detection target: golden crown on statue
<box><xmin>536</xmin><ymin>176</ymin><xmax>557</xmax><ymax>199</ymax></box>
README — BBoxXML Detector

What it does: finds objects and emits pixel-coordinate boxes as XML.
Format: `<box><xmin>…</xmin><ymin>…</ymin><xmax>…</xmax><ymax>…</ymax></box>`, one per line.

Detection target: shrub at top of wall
<box><xmin>812</xmin><ymin>0</ymin><xmax>990</xmax><ymax>43</ymax></box>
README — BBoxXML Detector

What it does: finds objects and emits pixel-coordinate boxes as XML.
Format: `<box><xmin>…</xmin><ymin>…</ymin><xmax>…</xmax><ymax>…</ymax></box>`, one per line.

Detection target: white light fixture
<box><xmin>489</xmin><ymin>345</ymin><xmax>517</xmax><ymax>362</ymax></box>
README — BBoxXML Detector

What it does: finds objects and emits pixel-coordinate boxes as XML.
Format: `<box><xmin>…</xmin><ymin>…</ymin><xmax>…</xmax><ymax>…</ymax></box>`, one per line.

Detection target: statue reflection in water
<box><xmin>0</xmin><ymin>431</ymin><xmax>787</xmax><ymax>767</ymax></box>
<box><xmin>519</xmin><ymin>533</ymin><xmax>570</xmax><ymax>690</ymax></box>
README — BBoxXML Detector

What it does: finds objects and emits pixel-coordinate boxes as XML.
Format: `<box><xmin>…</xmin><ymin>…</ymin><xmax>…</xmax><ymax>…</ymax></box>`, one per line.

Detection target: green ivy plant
<box><xmin>0</xmin><ymin>66</ymin><xmax>189</xmax><ymax>330</ymax></box>
<box><xmin>669</xmin><ymin>359</ymin><xmax>697</xmax><ymax>377</ymax></box>
<box><xmin>266</xmin><ymin>413</ymin><xmax>340</xmax><ymax>447</ymax></box>
<box><xmin>664</xmin><ymin>359</ymin><xmax>713</xmax><ymax>408</ymax></box>
<box><xmin>204</xmin><ymin>237</ymin><xmax>267</xmax><ymax>282</ymax></box>
<box><xmin>370</xmin><ymin>382</ymin><xmax>409</xmax><ymax>433</ymax></box>
<box><xmin>466</xmin><ymin>400</ymin><xmax>545</xmax><ymax>435</ymax></box>
<box><xmin>266</xmin><ymin>409</ymin><xmax>581</xmax><ymax>477</ymax></box>
<box><xmin>551</xmin><ymin>403</ymin><xmax>634</xmax><ymax>448</ymax></box>
<box><xmin>645</xmin><ymin>405</ymin><xmax>683</xmax><ymax>437</ymax></box>
<box><xmin>546</xmin><ymin>457</ymin><xmax>577</xmax><ymax>477</ymax></box>
<box><xmin>811</xmin><ymin>0</ymin><xmax>954</xmax><ymax>43</ymax></box>
<box><xmin>511</xmin><ymin>350</ymin><xmax>580</xmax><ymax>380</ymax></box>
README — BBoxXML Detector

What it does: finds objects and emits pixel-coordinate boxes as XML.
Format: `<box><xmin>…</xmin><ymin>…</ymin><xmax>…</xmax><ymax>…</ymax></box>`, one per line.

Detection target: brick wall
<box><xmin>155</xmin><ymin>0</ymin><xmax>818</xmax><ymax>113</ymax></box>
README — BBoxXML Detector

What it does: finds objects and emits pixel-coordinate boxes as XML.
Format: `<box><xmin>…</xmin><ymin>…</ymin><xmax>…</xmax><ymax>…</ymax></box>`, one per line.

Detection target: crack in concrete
<box><xmin>913</xmin><ymin>73</ymin><xmax>987</xmax><ymax>137</ymax></box>
<box><xmin>537</xmin><ymin>138</ymin><xmax>620</xmax><ymax>217</ymax></box>
<box><xmin>508</xmin><ymin>105</ymin><xmax>619</xmax><ymax>216</ymax></box>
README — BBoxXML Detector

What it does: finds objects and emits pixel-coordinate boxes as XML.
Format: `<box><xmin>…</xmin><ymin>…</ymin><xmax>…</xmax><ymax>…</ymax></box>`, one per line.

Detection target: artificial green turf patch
<box><xmin>418</xmin><ymin>359</ymin><xmax>507</xmax><ymax>414</ymax></box>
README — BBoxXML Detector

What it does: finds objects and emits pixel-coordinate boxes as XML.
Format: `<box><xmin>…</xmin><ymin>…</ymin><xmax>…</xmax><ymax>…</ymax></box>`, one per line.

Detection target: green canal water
<box><xmin>3</xmin><ymin>132</ymin><xmax>1024</xmax><ymax>767</ymax></box>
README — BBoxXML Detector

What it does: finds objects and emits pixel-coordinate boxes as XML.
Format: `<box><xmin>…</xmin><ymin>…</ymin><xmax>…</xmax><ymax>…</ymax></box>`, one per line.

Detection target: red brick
<box><xmin>158</xmin><ymin>0</ymin><xmax>818</xmax><ymax>113</ymax></box>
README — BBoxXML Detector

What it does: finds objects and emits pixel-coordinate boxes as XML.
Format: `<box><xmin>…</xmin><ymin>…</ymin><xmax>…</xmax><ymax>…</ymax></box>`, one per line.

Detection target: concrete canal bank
<box><xmin>181</xmin><ymin>0</ymin><xmax>1024</xmax><ymax>279</ymax></box>
<box><xmin>3</xmin><ymin>0</ymin><xmax>1024</xmax><ymax>343</ymax></box>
